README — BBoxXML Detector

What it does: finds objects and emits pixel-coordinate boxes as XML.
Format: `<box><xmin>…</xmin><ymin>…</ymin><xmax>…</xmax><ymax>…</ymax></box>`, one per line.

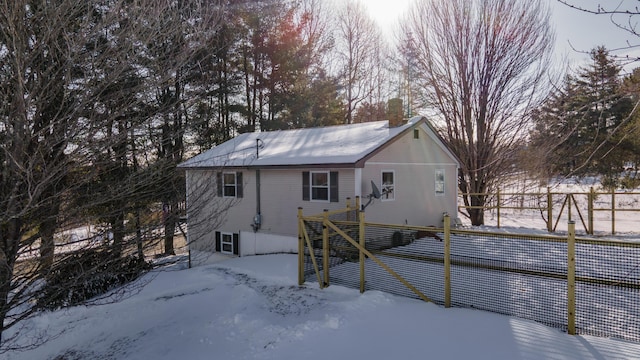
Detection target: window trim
<box><xmin>303</xmin><ymin>171</ymin><xmax>339</xmax><ymax>202</ymax></box>
<box><xmin>218</xmin><ymin>172</ymin><xmax>242</xmax><ymax>198</ymax></box>
<box><xmin>435</xmin><ymin>169</ymin><xmax>445</xmax><ymax>196</ymax></box>
<box><xmin>222</xmin><ymin>172</ymin><xmax>237</xmax><ymax>198</ymax></box>
<box><xmin>381</xmin><ymin>170</ymin><xmax>395</xmax><ymax>201</ymax></box>
<box><xmin>310</xmin><ymin>171</ymin><xmax>330</xmax><ymax>202</ymax></box>
<box><xmin>221</xmin><ymin>232</ymin><xmax>234</xmax><ymax>254</ymax></box>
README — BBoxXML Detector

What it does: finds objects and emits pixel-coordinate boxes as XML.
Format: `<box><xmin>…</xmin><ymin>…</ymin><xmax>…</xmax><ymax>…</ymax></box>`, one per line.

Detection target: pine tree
<box><xmin>529</xmin><ymin>46</ymin><xmax>634</xmax><ymax>187</ymax></box>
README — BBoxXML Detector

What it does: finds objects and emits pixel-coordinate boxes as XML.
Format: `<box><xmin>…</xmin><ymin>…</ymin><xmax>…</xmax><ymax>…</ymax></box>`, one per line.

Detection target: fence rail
<box><xmin>459</xmin><ymin>188</ymin><xmax>640</xmax><ymax>234</ymax></box>
<box><xmin>298</xmin><ymin>203</ymin><xmax>640</xmax><ymax>342</ymax></box>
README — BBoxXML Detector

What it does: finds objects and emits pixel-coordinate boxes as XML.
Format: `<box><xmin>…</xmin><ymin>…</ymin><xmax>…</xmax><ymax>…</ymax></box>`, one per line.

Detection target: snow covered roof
<box><xmin>179</xmin><ymin>116</ymin><xmax>427</xmax><ymax>169</ymax></box>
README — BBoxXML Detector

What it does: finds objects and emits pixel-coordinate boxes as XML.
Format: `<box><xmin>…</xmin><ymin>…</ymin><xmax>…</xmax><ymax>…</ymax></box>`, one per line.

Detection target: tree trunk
<box><xmin>469</xmin><ymin>195</ymin><xmax>485</xmax><ymax>226</ymax></box>
<box><xmin>111</xmin><ymin>211</ymin><xmax>125</xmax><ymax>258</ymax></box>
<box><xmin>39</xmin><ymin>218</ymin><xmax>56</xmax><ymax>276</ymax></box>
<box><xmin>135</xmin><ymin>209</ymin><xmax>144</xmax><ymax>262</ymax></box>
<box><xmin>0</xmin><ymin>218</ymin><xmax>22</xmax><ymax>343</ymax></box>
<box><xmin>163</xmin><ymin>204</ymin><xmax>176</xmax><ymax>255</ymax></box>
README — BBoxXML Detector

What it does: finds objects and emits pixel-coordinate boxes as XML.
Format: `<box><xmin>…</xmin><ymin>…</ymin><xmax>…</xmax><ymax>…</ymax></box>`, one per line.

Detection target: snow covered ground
<box><xmin>5</xmin><ymin>180</ymin><xmax>640</xmax><ymax>359</ymax></box>
<box><xmin>6</xmin><ymin>252</ymin><xmax>640</xmax><ymax>360</ymax></box>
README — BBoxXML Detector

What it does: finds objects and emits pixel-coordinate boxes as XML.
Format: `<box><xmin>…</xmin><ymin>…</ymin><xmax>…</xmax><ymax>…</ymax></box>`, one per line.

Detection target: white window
<box><xmin>223</xmin><ymin>173</ymin><xmax>237</xmax><ymax>197</ymax></box>
<box><xmin>311</xmin><ymin>171</ymin><xmax>329</xmax><ymax>201</ymax></box>
<box><xmin>303</xmin><ymin>171</ymin><xmax>339</xmax><ymax>202</ymax></box>
<box><xmin>435</xmin><ymin>169</ymin><xmax>445</xmax><ymax>196</ymax></box>
<box><xmin>382</xmin><ymin>170</ymin><xmax>395</xmax><ymax>201</ymax></box>
<box><xmin>221</xmin><ymin>232</ymin><xmax>234</xmax><ymax>254</ymax></box>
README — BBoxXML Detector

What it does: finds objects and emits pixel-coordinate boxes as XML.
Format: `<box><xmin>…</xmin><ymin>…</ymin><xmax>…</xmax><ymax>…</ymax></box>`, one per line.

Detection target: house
<box><xmin>178</xmin><ymin>116</ymin><xmax>460</xmax><ymax>265</ymax></box>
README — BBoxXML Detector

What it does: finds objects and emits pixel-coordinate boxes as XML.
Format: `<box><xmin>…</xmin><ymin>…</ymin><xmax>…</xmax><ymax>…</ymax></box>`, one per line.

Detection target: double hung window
<box><xmin>302</xmin><ymin>171</ymin><xmax>339</xmax><ymax>202</ymax></box>
<box><xmin>382</xmin><ymin>171</ymin><xmax>395</xmax><ymax>201</ymax></box>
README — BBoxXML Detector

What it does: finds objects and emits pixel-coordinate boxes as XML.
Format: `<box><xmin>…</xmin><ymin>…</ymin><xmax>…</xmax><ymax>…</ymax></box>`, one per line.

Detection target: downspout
<box><xmin>252</xmin><ymin>139</ymin><xmax>263</xmax><ymax>232</ymax></box>
<box><xmin>253</xmin><ymin>168</ymin><xmax>262</xmax><ymax>232</ymax></box>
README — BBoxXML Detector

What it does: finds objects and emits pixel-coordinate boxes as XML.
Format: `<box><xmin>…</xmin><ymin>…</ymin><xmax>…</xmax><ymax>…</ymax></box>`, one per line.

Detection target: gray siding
<box><xmin>185</xmin><ymin>122</ymin><xmax>459</xmax><ymax>258</ymax></box>
<box><xmin>186</xmin><ymin>168</ymin><xmax>356</xmax><ymax>255</ymax></box>
<box><xmin>361</xmin><ymin>125</ymin><xmax>459</xmax><ymax>227</ymax></box>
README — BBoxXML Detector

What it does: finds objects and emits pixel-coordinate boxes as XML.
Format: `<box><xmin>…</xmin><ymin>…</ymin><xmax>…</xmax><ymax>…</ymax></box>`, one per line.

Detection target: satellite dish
<box><xmin>370</xmin><ymin>180</ymin><xmax>381</xmax><ymax>199</ymax></box>
<box><xmin>362</xmin><ymin>180</ymin><xmax>381</xmax><ymax>211</ymax></box>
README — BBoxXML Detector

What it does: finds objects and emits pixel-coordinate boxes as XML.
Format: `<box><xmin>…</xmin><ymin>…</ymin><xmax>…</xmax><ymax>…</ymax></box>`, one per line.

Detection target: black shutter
<box><xmin>236</xmin><ymin>172</ymin><xmax>243</xmax><ymax>198</ymax></box>
<box><xmin>302</xmin><ymin>171</ymin><xmax>310</xmax><ymax>201</ymax></box>
<box><xmin>233</xmin><ymin>233</ymin><xmax>239</xmax><ymax>255</ymax></box>
<box><xmin>330</xmin><ymin>171</ymin><xmax>339</xmax><ymax>202</ymax></box>
<box><xmin>216</xmin><ymin>172</ymin><xmax>222</xmax><ymax>197</ymax></box>
<box><xmin>215</xmin><ymin>231</ymin><xmax>221</xmax><ymax>252</ymax></box>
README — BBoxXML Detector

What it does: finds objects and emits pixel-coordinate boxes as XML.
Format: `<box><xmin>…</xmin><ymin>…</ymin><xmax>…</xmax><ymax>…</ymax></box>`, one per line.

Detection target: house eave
<box><xmin>178</xmin><ymin>162</ymin><xmax>359</xmax><ymax>171</ymax></box>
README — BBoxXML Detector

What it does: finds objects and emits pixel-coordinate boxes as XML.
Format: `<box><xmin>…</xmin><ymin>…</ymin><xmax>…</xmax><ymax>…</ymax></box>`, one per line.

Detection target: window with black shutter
<box><xmin>218</xmin><ymin>172</ymin><xmax>243</xmax><ymax>198</ymax></box>
<box><xmin>215</xmin><ymin>231</ymin><xmax>221</xmax><ymax>252</ymax></box>
<box><xmin>302</xmin><ymin>172</ymin><xmax>310</xmax><ymax>201</ymax></box>
<box><xmin>233</xmin><ymin>233</ymin><xmax>239</xmax><ymax>255</ymax></box>
<box><xmin>302</xmin><ymin>171</ymin><xmax>338</xmax><ymax>202</ymax></box>
<box><xmin>236</xmin><ymin>172</ymin><xmax>243</xmax><ymax>198</ymax></box>
<box><xmin>329</xmin><ymin>171</ymin><xmax>339</xmax><ymax>202</ymax></box>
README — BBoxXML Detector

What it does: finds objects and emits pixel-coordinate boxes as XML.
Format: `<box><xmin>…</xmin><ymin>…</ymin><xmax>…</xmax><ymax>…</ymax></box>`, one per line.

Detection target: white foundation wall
<box><xmin>239</xmin><ymin>231</ymin><xmax>297</xmax><ymax>257</ymax></box>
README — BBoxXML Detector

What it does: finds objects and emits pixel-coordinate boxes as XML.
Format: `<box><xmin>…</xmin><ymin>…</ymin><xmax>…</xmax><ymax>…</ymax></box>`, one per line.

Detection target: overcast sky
<box><xmin>363</xmin><ymin>0</ymin><xmax>640</xmax><ymax>74</ymax></box>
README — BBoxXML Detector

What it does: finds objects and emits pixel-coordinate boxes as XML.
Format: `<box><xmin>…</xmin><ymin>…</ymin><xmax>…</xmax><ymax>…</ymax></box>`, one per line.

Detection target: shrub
<box><xmin>36</xmin><ymin>249</ymin><xmax>151</xmax><ymax>311</ymax></box>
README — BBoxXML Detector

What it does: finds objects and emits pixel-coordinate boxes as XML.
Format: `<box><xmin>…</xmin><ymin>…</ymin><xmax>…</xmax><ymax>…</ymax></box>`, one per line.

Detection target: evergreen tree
<box><xmin>529</xmin><ymin>46</ymin><xmax>634</xmax><ymax>187</ymax></box>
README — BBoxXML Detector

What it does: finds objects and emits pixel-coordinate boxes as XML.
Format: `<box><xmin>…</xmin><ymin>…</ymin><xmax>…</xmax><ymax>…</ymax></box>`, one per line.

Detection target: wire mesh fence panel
<box><xmin>300</xmin><ymin>211</ymin><xmax>640</xmax><ymax>342</ymax></box>
<box><xmin>575</xmin><ymin>239</ymin><xmax>640</xmax><ymax>341</ymax></box>
<box><xmin>331</xmin><ymin>224</ymin><xmax>445</xmax><ymax>303</ymax></box>
<box><xmin>448</xmin><ymin>231</ymin><xmax>568</xmax><ymax>330</ymax></box>
<box><xmin>302</xmin><ymin>219</ymin><xmax>324</xmax><ymax>281</ymax></box>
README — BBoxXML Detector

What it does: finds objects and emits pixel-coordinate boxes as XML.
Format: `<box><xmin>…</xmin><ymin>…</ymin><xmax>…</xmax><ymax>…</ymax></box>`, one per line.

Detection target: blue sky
<box><xmin>363</xmin><ymin>0</ymin><xmax>640</xmax><ymax>74</ymax></box>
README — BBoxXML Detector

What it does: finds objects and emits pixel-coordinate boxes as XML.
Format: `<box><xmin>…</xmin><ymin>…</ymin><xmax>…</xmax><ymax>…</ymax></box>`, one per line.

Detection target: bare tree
<box><xmin>334</xmin><ymin>0</ymin><xmax>387</xmax><ymax>124</ymax></box>
<box><xmin>557</xmin><ymin>1</ymin><xmax>640</xmax><ymax>66</ymax></box>
<box><xmin>399</xmin><ymin>0</ymin><xmax>555</xmax><ymax>225</ymax></box>
<box><xmin>0</xmin><ymin>0</ymin><xmax>223</xmax><ymax>351</ymax></box>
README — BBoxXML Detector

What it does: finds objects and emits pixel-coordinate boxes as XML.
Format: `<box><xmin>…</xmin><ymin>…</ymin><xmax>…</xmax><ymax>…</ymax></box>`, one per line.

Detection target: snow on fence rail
<box><xmin>298</xmin><ymin>205</ymin><xmax>640</xmax><ymax>342</ymax></box>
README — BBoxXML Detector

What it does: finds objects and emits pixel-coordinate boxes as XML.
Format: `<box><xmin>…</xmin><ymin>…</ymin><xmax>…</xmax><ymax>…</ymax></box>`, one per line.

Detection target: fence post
<box><xmin>346</xmin><ymin>197</ymin><xmax>351</xmax><ymax>221</ymax></box>
<box><xmin>322</xmin><ymin>209</ymin><xmax>330</xmax><ymax>287</ymax></box>
<box><xmin>496</xmin><ymin>189</ymin><xmax>501</xmax><ymax>228</ymax></box>
<box><xmin>359</xmin><ymin>209</ymin><xmax>366</xmax><ymax>293</ymax></box>
<box><xmin>588</xmin><ymin>187</ymin><xmax>594</xmax><ymax>235</ymax></box>
<box><xmin>547</xmin><ymin>187</ymin><xmax>553</xmax><ymax>232</ymax></box>
<box><xmin>567</xmin><ymin>220</ymin><xmax>576</xmax><ymax>335</ymax></box>
<box><xmin>611</xmin><ymin>190</ymin><xmax>616</xmax><ymax>235</ymax></box>
<box><xmin>444</xmin><ymin>213</ymin><xmax>451</xmax><ymax>308</ymax></box>
<box><xmin>298</xmin><ymin>207</ymin><xmax>304</xmax><ymax>286</ymax></box>
<box><xmin>568</xmin><ymin>193</ymin><xmax>572</xmax><ymax>223</ymax></box>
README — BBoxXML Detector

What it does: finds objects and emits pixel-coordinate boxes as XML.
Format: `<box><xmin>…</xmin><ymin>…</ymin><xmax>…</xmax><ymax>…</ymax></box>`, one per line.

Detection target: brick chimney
<box><xmin>387</xmin><ymin>98</ymin><xmax>404</xmax><ymax>127</ymax></box>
